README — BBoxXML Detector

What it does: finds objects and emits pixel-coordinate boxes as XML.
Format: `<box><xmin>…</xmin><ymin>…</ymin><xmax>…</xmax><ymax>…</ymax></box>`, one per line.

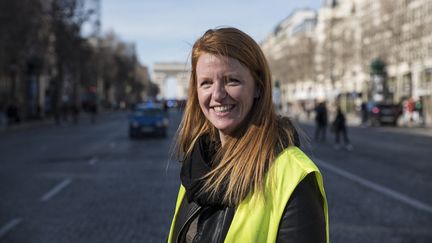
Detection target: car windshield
<box><xmin>133</xmin><ymin>108</ymin><xmax>164</xmax><ymax>116</ymax></box>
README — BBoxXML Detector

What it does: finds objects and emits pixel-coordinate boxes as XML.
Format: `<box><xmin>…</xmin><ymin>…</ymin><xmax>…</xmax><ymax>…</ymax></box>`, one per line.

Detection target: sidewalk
<box><xmin>284</xmin><ymin>111</ymin><xmax>432</xmax><ymax>137</ymax></box>
<box><xmin>0</xmin><ymin>118</ymin><xmax>53</xmax><ymax>133</ymax></box>
<box><xmin>0</xmin><ymin>111</ymin><xmax>116</xmax><ymax>134</ymax></box>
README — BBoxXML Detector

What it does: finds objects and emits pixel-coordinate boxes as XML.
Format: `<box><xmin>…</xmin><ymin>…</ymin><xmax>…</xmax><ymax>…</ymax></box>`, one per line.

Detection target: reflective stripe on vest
<box><xmin>168</xmin><ymin>146</ymin><xmax>329</xmax><ymax>243</ymax></box>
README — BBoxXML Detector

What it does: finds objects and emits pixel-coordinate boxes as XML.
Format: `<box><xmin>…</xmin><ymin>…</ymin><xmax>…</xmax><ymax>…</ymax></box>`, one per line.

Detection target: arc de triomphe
<box><xmin>153</xmin><ymin>62</ymin><xmax>190</xmax><ymax>100</ymax></box>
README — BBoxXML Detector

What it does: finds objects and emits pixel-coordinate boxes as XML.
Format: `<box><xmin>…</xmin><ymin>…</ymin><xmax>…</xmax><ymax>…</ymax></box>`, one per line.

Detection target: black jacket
<box><xmin>333</xmin><ymin>111</ymin><xmax>346</xmax><ymax>129</ymax></box>
<box><xmin>171</xmin><ymin>173</ymin><xmax>326</xmax><ymax>243</ymax></box>
<box><xmin>172</xmin><ymin>124</ymin><xmax>326</xmax><ymax>243</ymax></box>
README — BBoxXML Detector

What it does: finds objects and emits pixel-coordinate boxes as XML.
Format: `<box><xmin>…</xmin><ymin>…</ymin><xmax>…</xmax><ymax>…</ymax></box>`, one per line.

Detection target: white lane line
<box><xmin>89</xmin><ymin>157</ymin><xmax>98</xmax><ymax>165</ymax></box>
<box><xmin>40</xmin><ymin>179</ymin><xmax>72</xmax><ymax>202</ymax></box>
<box><xmin>315</xmin><ymin>159</ymin><xmax>432</xmax><ymax>214</ymax></box>
<box><xmin>0</xmin><ymin>218</ymin><xmax>22</xmax><ymax>238</ymax></box>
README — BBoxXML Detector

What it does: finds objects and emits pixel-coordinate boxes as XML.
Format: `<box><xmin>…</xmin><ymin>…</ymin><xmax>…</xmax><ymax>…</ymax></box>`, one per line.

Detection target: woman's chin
<box><xmin>214</xmin><ymin>123</ymin><xmax>236</xmax><ymax>136</ymax></box>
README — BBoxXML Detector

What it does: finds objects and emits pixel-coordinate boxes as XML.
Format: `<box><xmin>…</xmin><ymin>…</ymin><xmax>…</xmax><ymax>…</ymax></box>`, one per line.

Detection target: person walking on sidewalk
<box><xmin>360</xmin><ymin>101</ymin><xmax>368</xmax><ymax>127</ymax></box>
<box><xmin>167</xmin><ymin>27</ymin><xmax>328</xmax><ymax>243</ymax></box>
<box><xmin>314</xmin><ymin>101</ymin><xmax>328</xmax><ymax>142</ymax></box>
<box><xmin>331</xmin><ymin>105</ymin><xmax>353</xmax><ymax>151</ymax></box>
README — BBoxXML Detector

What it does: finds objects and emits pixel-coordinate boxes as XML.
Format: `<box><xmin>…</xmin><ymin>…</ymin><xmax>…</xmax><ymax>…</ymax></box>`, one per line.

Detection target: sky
<box><xmin>101</xmin><ymin>0</ymin><xmax>322</xmax><ymax>77</ymax></box>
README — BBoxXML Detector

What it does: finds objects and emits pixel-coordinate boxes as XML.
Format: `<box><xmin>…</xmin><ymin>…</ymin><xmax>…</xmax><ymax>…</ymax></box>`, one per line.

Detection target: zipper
<box><xmin>176</xmin><ymin>205</ymin><xmax>203</xmax><ymax>243</ymax></box>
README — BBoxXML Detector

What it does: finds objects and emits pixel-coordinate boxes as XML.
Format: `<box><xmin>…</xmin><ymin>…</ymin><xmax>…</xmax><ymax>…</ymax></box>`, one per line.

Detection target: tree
<box><xmin>0</xmin><ymin>0</ymin><xmax>49</xmax><ymax>111</ymax></box>
<box><xmin>50</xmin><ymin>0</ymin><xmax>96</xmax><ymax>113</ymax></box>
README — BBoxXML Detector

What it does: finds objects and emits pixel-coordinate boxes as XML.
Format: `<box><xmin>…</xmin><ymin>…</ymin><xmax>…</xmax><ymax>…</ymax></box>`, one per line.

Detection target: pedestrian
<box><xmin>89</xmin><ymin>102</ymin><xmax>97</xmax><ymax>124</ymax></box>
<box><xmin>331</xmin><ymin>105</ymin><xmax>353</xmax><ymax>151</ymax></box>
<box><xmin>71</xmin><ymin>103</ymin><xmax>80</xmax><ymax>124</ymax></box>
<box><xmin>404</xmin><ymin>97</ymin><xmax>415</xmax><ymax>127</ymax></box>
<box><xmin>167</xmin><ymin>27</ymin><xmax>328</xmax><ymax>243</ymax></box>
<box><xmin>0</xmin><ymin>105</ymin><xmax>6</xmax><ymax>128</ymax></box>
<box><xmin>414</xmin><ymin>99</ymin><xmax>424</xmax><ymax>125</ymax></box>
<box><xmin>6</xmin><ymin>102</ymin><xmax>20</xmax><ymax>126</ymax></box>
<box><xmin>360</xmin><ymin>101</ymin><xmax>368</xmax><ymax>126</ymax></box>
<box><xmin>314</xmin><ymin>101</ymin><xmax>328</xmax><ymax>142</ymax></box>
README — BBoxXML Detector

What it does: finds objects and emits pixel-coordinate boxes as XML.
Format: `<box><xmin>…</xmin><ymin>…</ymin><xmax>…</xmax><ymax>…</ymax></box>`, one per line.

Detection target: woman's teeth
<box><xmin>214</xmin><ymin>105</ymin><xmax>233</xmax><ymax>112</ymax></box>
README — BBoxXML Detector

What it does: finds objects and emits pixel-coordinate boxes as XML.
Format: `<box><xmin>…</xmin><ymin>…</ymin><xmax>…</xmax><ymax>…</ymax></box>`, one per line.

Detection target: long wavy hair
<box><xmin>176</xmin><ymin>27</ymin><xmax>296</xmax><ymax>206</ymax></box>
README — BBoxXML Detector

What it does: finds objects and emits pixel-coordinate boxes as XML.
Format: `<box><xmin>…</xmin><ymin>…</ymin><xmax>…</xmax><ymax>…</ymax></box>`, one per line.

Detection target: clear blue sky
<box><xmin>101</xmin><ymin>0</ymin><xmax>322</xmax><ymax>76</ymax></box>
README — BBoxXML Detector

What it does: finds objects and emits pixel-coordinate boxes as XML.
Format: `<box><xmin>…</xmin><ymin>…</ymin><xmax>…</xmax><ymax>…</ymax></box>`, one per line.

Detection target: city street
<box><xmin>1</xmin><ymin>110</ymin><xmax>432</xmax><ymax>243</ymax></box>
<box><xmin>297</xmin><ymin>121</ymin><xmax>432</xmax><ymax>243</ymax></box>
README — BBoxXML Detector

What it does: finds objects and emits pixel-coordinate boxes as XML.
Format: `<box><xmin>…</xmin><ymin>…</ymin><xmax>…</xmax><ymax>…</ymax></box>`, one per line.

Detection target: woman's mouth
<box><xmin>213</xmin><ymin>105</ymin><xmax>235</xmax><ymax>113</ymax></box>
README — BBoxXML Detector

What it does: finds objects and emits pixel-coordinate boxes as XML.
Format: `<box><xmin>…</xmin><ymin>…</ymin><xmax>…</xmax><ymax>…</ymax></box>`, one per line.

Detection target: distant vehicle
<box><xmin>368</xmin><ymin>102</ymin><xmax>402</xmax><ymax>126</ymax></box>
<box><xmin>128</xmin><ymin>105</ymin><xmax>169</xmax><ymax>138</ymax></box>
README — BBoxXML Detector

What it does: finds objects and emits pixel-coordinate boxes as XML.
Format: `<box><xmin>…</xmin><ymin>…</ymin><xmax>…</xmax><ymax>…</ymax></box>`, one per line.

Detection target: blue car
<box><xmin>128</xmin><ymin>105</ymin><xmax>169</xmax><ymax>138</ymax></box>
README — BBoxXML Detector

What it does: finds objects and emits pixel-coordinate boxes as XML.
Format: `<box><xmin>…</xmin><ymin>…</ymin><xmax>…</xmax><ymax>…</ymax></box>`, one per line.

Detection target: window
<box><xmin>422</xmin><ymin>68</ymin><xmax>432</xmax><ymax>89</ymax></box>
<box><xmin>401</xmin><ymin>72</ymin><xmax>413</xmax><ymax>97</ymax></box>
<box><xmin>387</xmin><ymin>76</ymin><xmax>397</xmax><ymax>93</ymax></box>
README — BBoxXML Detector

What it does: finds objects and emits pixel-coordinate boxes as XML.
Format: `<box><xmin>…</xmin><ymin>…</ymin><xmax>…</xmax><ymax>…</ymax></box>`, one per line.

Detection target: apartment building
<box><xmin>261</xmin><ymin>0</ymin><xmax>432</xmax><ymax>124</ymax></box>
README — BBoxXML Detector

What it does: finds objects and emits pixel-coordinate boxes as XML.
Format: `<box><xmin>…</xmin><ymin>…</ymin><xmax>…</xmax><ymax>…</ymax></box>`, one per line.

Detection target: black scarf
<box><xmin>180</xmin><ymin>134</ymin><xmax>226</xmax><ymax>206</ymax></box>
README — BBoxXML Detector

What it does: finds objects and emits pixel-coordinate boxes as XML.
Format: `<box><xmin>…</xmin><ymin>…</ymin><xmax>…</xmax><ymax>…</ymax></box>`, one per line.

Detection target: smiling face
<box><xmin>196</xmin><ymin>53</ymin><xmax>256</xmax><ymax>144</ymax></box>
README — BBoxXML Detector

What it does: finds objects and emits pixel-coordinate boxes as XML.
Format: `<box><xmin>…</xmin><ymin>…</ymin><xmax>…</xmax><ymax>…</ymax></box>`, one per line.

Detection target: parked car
<box><xmin>368</xmin><ymin>102</ymin><xmax>402</xmax><ymax>126</ymax></box>
<box><xmin>128</xmin><ymin>105</ymin><xmax>169</xmax><ymax>138</ymax></box>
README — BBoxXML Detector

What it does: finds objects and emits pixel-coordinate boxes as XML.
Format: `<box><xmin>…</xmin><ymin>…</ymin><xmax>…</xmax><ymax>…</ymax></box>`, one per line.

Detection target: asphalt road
<box><xmin>1</xmin><ymin>110</ymin><xmax>431</xmax><ymax>243</ymax></box>
<box><xmin>0</xmin><ymin>111</ymin><xmax>181</xmax><ymax>243</ymax></box>
<box><xmin>296</xmin><ymin>120</ymin><xmax>432</xmax><ymax>243</ymax></box>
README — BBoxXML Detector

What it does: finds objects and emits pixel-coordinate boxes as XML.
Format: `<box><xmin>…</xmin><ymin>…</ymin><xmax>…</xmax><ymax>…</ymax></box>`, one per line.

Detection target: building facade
<box><xmin>261</xmin><ymin>9</ymin><xmax>318</xmax><ymax>114</ymax></box>
<box><xmin>261</xmin><ymin>0</ymin><xmax>432</xmax><ymax>125</ymax></box>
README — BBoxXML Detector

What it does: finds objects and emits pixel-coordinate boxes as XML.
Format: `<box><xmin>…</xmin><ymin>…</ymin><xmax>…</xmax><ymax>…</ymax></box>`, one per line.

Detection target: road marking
<box><xmin>0</xmin><ymin>218</ymin><xmax>22</xmax><ymax>238</ymax></box>
<box><xmin>315</xmin><ymin>159</ymin><xmax>432</xmax><ymax>214</ymax></box>
<box><xmin>89</xmin><ymin>157</ymin><xmax>98</xmax><ymax>165</ymax></box>
<box><xmin>40</xmin><ymin>179</ymin><xmax>72</xmax><ymax>202</ymax></box>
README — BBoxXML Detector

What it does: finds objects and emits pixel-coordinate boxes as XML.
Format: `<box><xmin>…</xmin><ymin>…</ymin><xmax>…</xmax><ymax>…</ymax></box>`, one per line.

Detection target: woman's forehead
<box><xmin>196</xmin><ymin>53</ymin><xmax>246</xmax><ymax>72</ymax></box>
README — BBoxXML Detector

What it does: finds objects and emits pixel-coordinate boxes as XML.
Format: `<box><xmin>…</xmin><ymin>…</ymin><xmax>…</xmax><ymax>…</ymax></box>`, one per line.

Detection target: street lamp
<box><xmin>369</xmin><ymin>58</ymin><xmax>388</xmax><ymax>103</ymax></box>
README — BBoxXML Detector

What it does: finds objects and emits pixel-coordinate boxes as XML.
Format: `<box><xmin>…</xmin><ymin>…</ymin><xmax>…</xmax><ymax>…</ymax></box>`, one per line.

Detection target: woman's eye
<box><xmin>200</xmin><ymin>80</ymin><xmax>212</xmax><ymax>87</ymax></box>
<box><xmin>227</xmin><ymin>78</ymin><xmax>240</xmax><ymax>85</ymax></box>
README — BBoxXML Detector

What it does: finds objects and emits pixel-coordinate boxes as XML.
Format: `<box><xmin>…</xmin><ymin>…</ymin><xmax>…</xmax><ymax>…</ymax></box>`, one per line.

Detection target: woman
<box><xmin>167</xmin><ymin>27</ymin><xmax>329</xmax><ymax>243</ymax></box>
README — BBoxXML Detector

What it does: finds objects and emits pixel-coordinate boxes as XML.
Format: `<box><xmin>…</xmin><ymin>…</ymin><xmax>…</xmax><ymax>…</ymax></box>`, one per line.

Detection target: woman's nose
<box><xmin>213</xmin><ymin>83</ymin><xmax>227</xmax><ymax>100</ymax></box>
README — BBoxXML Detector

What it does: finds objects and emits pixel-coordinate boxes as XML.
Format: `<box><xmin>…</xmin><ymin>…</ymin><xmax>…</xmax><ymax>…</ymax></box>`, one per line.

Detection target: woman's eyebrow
<box><xmin>197</xmin><ymin>74</ymin><xmax>211</xmax><ymax>79</ymax></box>
<box><xmin>223</xmin><ymin>71</ymin><xmax>241</xmax><ymax>77</ymax></box>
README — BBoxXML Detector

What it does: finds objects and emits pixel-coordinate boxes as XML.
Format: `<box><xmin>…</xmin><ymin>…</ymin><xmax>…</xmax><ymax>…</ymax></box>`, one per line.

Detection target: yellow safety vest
<box><xmin>168</xmin><ymin>147</ymin><xmax>329</xmax><ymax>243</ymax></box>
